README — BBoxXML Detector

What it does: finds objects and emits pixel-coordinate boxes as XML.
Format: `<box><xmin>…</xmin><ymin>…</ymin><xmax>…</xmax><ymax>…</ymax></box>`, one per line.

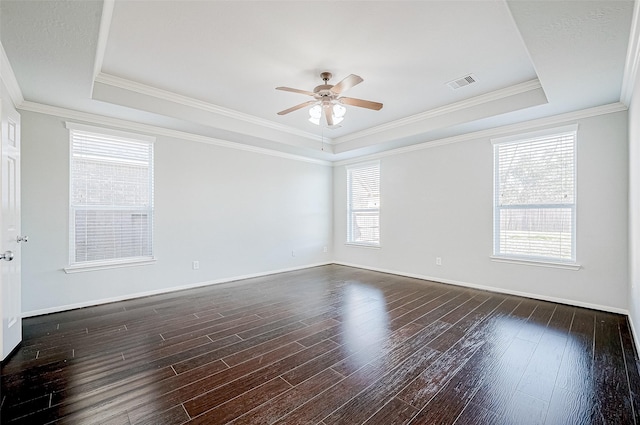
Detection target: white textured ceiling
<box><xmin>0</xmin><ymin>1</ymin><xmax>634</xmax><ymax>161</ymax></box>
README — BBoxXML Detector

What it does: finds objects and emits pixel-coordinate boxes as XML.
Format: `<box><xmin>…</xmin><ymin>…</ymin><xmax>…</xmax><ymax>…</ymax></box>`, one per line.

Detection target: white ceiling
<box><xmin>0</xmin><ymin>1</ymin><xmax>635</xmax><ymax>161</ymax></box>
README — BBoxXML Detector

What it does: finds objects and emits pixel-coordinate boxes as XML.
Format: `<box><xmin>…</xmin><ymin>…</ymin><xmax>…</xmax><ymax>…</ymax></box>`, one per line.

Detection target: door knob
<box><xmin>0</xmin><ymin>251</ymin><xmax>14</xmax><ymax>261</ymax></box>
<box><xmin>16</xmin><ymin>235</ymin><xmax>28</xmax><ymax>243</ymax></box>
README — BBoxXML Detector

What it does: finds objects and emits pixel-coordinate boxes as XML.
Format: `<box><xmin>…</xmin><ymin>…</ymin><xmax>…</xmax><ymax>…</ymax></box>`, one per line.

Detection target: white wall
<box><xmin>628</xmin><ymin>64</ymin><xmax>640</xmax><ymax>339</ymax></box>
<box><xmin>20</xmin><ymin>110</ymin><xmax>333</xmax><ymax>315</ymax></box>
<box><xmin>334</xmin><ymin>111</ymin><xmax>629</xmax><ymax>312</ymax></box>
<box><xmin>19</xmin><ymin>107</ymin><xmax>631</xmax><ymax>316</ymax></box>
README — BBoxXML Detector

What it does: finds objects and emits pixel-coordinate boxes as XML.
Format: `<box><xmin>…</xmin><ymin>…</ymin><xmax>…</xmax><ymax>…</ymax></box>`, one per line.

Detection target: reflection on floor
<box><xmin>1</xmin><ymin>264</ymin><xmax>638</xmax><ymax>424</ymax></box>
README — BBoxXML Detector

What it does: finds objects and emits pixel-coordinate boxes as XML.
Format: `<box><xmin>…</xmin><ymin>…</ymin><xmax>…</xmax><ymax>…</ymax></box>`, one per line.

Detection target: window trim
<box><xmin>489</xmin><ymin>255</ymin><xmax>581</xmax><ymax>270</ymax></box>
<box><xmin>65</xmin><ymin>122</ymin><xmax>156</xmax><ymax>272</ymax></box>
<box><xmin>63</xmin><ymin>257</ymin><xmax>156</xmax><ymax>274</ymax></box>
<box><xmin>346</xmin><ymin>160</ymin><xmax>381</xmax><ymax>247</ymax></box>
<box><xmin>491</xmin><ymin>124</ymin><xmax>578</xmax><ymax>266</ymax></box>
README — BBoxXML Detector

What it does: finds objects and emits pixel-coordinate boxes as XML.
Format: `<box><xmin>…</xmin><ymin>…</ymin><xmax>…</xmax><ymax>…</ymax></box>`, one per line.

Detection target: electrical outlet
<box><xmin>436</xmin><ymin>257</ymin><xmax>442</xmax><ymax>266</ymax></box>
<box><xmin>323</xmin><ymin>246</ymin><xmax>328</xmax><ymax>253</ymax></box>
<box><xmin>291</xmin><ymin>251</ymin><xmax>295</xmax><ymax>257</ymax></box>
<box><xmin>192</xmin><ymin>261</ymin><xmax>199</xmax><ymax>270</ymax></box>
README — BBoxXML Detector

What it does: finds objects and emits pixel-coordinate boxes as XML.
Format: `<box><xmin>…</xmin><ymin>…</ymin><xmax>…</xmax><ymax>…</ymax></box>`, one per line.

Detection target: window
<box><xmin>493</xmin><ymin>125</ymin><xmax>577</xmax><ymax>263</ymax></box>
<box><xmin>347</xmin><ymin>161</ymin><xmax>380</xmax><ymax>246</ymax></box>
<box><xmin>66</xmin><ymin>123</ymin><xmax>155</xmax><ymax>270</ymax></box>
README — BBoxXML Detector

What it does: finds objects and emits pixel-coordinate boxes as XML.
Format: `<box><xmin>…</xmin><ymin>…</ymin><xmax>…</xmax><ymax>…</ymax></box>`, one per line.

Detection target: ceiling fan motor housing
<box><xmin>314</xmin><ymin>85</ymin><xmax>334</xmax><ymax>97</ymax></box>
<box><xmin>314</xmin><ymin>72</ymin><xmax>335</xmax><ymax>97</ymax></box>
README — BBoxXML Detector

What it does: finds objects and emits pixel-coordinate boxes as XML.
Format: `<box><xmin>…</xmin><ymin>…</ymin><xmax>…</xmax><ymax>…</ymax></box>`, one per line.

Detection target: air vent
<box><xmin>447</xmin><ymin>74</ymin><xmax>477</xmax><ymax>90</ymax></box>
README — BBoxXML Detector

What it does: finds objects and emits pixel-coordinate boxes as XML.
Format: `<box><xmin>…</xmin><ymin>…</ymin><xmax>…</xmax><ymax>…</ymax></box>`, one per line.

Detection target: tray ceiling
<box><xmin>0</xmin><ymin>1</ymin><xmax>634</xmax><ymax>161</ymax></box>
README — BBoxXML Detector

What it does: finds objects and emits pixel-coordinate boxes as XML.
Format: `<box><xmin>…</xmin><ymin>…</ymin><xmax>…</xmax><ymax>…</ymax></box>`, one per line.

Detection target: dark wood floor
<box><xmin>1</xmin><ymin>265</ymin><xmax>639</xmax><ymax>424</ymax></box>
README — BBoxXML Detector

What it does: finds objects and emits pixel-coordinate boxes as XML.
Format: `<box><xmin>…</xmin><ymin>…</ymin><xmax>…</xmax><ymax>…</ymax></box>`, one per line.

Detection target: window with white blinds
<box><xmin>68</xmin><ymin>123</ymin><xmax>154</xmax><ymax>267</ymax></box>
<box><xmin>347</xmin><ymin>161</ymin><xmax>380</xmax><ymax>246</ymax></box>
<box><xmin>493</xmin><ymin>125</ymin><xmax>576</xmax><ymax>262</ymax></box>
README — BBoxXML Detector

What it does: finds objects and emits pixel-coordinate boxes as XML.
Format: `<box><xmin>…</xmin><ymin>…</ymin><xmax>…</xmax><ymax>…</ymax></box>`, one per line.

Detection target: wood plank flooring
<box><xmin>1</xmin><ymin>264</ymin><xmax>639</xmax><ymax>424</ymax></box>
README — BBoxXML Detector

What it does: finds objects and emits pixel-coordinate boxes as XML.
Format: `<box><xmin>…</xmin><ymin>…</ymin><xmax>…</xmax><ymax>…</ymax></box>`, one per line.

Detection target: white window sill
<box><xmin>490</xmin><ymin>256</ymin><xmax>581</xmax><ymax>271</ymax></box>
<box><xmin>64</xmin><ymin>257</ymin><xmax>156</xmax><ymax>274</ymax></box>
<box><xmin>345</xmin><ymin>242</ymin><xmax>381</xmax><ymax>249</ymax></box>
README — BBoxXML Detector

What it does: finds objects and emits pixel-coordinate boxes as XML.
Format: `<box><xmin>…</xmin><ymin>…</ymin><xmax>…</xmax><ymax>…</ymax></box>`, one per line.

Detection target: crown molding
<box><xmin>18</xmin><ymin>99</ymin><xmax>625</xmax><ymax>169</ymax></box>
<box><xmin>333</xmin><ymin>102</ymin><xmax>627</xmax><ymax>167</ymax></box>
<box><xmin>94</xmin><ymin>72</ymin><xmax>324</xmax><ymax>143</ymax></box>
<box><xmin>0</xmin><ymin>41</ymin><xmax>24</xmax><ymax>107</ymax></box>
<box><xmin>90</xmin><ymin>0</ymin><xmax>114</xmax><ymax>97</ymax></box>
<box><xmin>16</xmin><ymin>97</ymin><xmax>626</xmax><ymax>170</ymax></box>
<box><xmin>621</xmin><ymin>0</ymin><xmax>640</xmax><ymax>107</ymax></box>
<box><xmin>332</xmin><ymin>79</ymin><xmax>543</xmax><ymax>145</ymax></box>
<box><xmin>18</xmin><ymin>101</ymin><xmax>331</xmax><ymax>166</ymax></box>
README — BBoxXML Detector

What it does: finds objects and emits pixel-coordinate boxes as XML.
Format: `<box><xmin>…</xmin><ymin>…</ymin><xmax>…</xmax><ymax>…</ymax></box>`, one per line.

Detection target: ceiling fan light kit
<box><xmin>277</xmin><ymin>72</ymin><xmax>383</xmax><ymax>128</ymax></box>
<box><xmin>309</xmin><ymin>103</ymin><xmax>346</xmax><ymax>126</ymax></box>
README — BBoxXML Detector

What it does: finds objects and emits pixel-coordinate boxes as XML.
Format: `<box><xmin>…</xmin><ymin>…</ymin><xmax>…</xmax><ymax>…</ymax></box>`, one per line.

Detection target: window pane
<box><xmin>74</xmin><ymin>210</ymin><xmax>152</xmax><ymax>262</ymax></box>
<box><xmin>497</xmin><ymin>207</ymin><xmax>573</xmax><ymax>260</ymax></box>
<box><xmin>350</xmin><ymin>173</ymin><xmax>380</xmax><ymax>209</ymax></box>
<box><xmin>72</xmin><ymin>160</ymin><xmax>151</xmax><ymax>206</ymax></box>
<box><xmin>494</xmin><ymin>129</ymin><xmax>576</xmax><ymax>261</ymax></box>
<box><xmin>70</xmin><ymin>128</ymin><xmax>154</xmax><ymax>265</ymax></box>
<box><xmin>347</xmin><ymin>162</ymin><xmax>380</xmax><ymax>245</ymax></box>
<box><xmin>350</xmin><ymin>212</ymin><xmax>379</xmax><ymax>244</ymax></box>
<box><xmin>498</xmin><ymin>134</ymin><xmax>574</xmax><ymax>205</ymax></box>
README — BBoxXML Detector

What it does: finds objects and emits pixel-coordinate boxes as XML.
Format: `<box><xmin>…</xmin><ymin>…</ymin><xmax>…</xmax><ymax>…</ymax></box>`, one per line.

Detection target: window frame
<box><xmin>64</xmin><ymin>122</ymin><xmax>156</xmax><ymax>273</ymax></box>
<box><xmin>346</xmin><ymin>160</ymin><xmax>381</xmax><ymax>248</ymax></box>
<box><xmin>491</xmin><ymin>124</ymin><xmax>579</xmax><ymax>268</ymax></box>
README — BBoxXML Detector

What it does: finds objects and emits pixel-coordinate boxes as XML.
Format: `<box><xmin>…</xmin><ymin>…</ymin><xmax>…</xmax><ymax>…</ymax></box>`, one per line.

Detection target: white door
<box><xmin>0</xmin><ymin>94</ymin><xmax>21</xmax><ymax>361</ymax></box>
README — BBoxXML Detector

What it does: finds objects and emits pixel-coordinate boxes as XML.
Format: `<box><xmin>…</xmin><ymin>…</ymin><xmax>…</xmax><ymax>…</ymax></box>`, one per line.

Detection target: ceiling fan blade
<box><xmin>330</xmin><ymin>74</ymin><xmax>363</xmax><ymax>94</ymax></box>
<box><xmin>323</xmin><ymin>104</ymin><xmax>334</xmax><ymax>126</ymax></box>
<box><xmin>340</xmin><ymin>97</ymin><xmax>383</xmax><ymax>111</ymax></box>
<box><xmin>277</xmin><ymin>100</ymin><xmax>317</xmax><ymax>115</ymax></box>
<box><xmin>276</xmin><ymin>87</ymin><xmax>317</xmax><ymax>97</ymax></box>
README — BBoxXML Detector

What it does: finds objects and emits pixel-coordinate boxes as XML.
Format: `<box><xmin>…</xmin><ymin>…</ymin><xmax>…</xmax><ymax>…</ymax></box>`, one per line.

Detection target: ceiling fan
<box><xmin>276</xmin><ymin>72</ymin><xmax>383</xmax><ymax>127</ymax></box>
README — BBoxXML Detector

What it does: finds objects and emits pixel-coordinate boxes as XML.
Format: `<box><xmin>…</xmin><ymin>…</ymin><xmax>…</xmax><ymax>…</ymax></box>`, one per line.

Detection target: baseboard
<box><xmin>22</xmin><ymin>262</ymin><xmax>332</xmax><ymax>318</ymax></box>
<box><xmin>333</xmin><ymin>261</ymin><xmax>630</xmax><ymax>315</ymax></box>
<box><xmin>22</xmin><ymin>260</ymin><xmax>630</xmax><ymax>318</ymax></box>
<box><xmin>628</xmin><ymin>313</ymin><xmax>640</xmax><ymax>356</ymax></box>
<box><xmin>1</xmin><ymin>341</ymin><xmax>22</xmax><ymax>364</ymax></box>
